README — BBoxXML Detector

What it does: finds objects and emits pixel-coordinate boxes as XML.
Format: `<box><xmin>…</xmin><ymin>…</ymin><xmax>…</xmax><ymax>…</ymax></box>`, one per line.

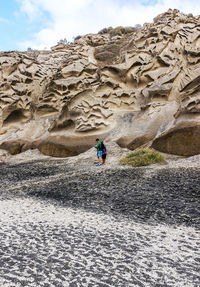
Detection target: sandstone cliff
<box><xmin>1</xmin><ymin>9</ymin><xmax>200</xmax><ymax>157</ymax></box>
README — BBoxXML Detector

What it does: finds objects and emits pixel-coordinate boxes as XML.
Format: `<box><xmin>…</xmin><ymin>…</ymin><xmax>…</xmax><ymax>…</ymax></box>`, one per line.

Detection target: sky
<box><xmin>0</xmin><ymin>0</ymin><xmax>200</xmax><ymax>51</ymax></box>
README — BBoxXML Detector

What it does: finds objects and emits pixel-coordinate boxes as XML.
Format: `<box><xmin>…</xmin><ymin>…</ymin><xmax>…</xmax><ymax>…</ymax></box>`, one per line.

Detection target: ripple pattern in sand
<box><xmin>0</xmin><ymin>198</ymin><xmax>199</xmax><ymax>287</ymax></box>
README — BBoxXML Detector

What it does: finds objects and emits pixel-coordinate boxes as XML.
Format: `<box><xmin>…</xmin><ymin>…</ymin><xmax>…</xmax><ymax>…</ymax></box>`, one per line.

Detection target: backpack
<box><xmin>100</xmin><ymin>142</ymin><xmax>107</xmax><ymax>153</ymax></box>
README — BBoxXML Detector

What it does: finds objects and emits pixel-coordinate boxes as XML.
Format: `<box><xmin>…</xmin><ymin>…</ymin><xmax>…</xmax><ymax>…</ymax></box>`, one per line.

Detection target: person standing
<box><xmin>95</xmin><ymin>138</ymin><xmax>103</xmax><ymax>166</ymax></box>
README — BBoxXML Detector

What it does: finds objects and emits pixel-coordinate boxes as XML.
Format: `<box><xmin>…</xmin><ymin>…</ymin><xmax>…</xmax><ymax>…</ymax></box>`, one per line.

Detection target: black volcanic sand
<box><xmin>0</xmin><ymin>160</ymin><xmax>199</xmax><ymax>286</ymax></box>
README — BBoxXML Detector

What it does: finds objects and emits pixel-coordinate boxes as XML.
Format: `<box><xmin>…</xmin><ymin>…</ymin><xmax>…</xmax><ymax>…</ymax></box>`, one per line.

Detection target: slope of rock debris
<box><xmin>1</xmin><ymin>9</ymin><xmax>200</xmax><ymax>158</ymax></box>
<box><xmin>0</xmin><ymin>155</ymin><xmax>199</xmax><ymax>286</ymax></box>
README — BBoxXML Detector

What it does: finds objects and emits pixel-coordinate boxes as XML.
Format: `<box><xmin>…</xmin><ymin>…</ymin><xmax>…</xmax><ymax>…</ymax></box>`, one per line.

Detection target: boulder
<box><xmin>0</xmin><ymin>140</ymin><xmax>29</xmax><ymax>155</ymax></box>
<box><xmin>152</xmin><ymin>125</ymin><xmax>200</xmax><ymax>156</ymax></box>
<box><xmin>37</xmin><ymin>136</ymin><xmax>100</xmax><ymax>157</ymax></box>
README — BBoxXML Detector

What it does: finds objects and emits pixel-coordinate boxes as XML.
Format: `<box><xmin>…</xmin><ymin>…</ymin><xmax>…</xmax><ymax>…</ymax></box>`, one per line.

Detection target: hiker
<box><xmin>95</xmin><ymin>138</ymin><xmax>102</xmax><ymax>166</ymax></box>
<box><xmin>95</xmin><ymin>138</ymin><xmax>107</xmax><ymax>166</ymax></box>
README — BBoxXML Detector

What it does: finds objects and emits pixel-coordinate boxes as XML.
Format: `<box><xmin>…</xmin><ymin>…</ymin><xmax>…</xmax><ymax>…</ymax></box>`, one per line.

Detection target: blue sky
<box><xmin>0</xmin><ymin>0</ymin><xmax>50</xmax><ymax>51</ymax></box>
<box><xmin>0</xmin><ymin>0</ymin><xmax>199</xmax><ymax>51</ymax></box>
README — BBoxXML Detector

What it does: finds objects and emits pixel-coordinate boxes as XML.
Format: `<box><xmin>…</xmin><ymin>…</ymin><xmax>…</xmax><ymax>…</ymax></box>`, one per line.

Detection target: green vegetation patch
<box><xmin>119</xmin><ymin>149</ymin><xmax>165</xmax><ymax>167</ymax></box>
<box><xmin>109</xmin><ymin>26</ymin><xmax>137</xmax><ymax>36</ymax></box>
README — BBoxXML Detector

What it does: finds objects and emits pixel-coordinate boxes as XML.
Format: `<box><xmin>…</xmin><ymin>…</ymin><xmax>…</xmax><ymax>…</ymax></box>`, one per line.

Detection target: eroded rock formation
<box><xmin>1</xmin><ymin>9</ymin><xmax>200</xmax><ymax>157</ymax></box>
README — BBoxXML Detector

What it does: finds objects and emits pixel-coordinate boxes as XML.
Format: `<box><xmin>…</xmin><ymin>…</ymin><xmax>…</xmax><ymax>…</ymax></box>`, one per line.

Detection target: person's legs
<box><xmin>97</xmin><ymin>151</ymin><xmax>102</xmax><ymax>165</ymax></box>
<box><xmin>102</xmin><ymin>153</ymin><xmax>106</xmax><ymax>164</ymax></box>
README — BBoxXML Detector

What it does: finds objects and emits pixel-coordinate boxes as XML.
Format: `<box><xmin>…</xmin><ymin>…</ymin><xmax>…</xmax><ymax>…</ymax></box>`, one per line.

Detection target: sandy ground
<box><xmin>0</xmin><ymin>143</ymin><xmax>200</xmax><ymax>286</ymax></box>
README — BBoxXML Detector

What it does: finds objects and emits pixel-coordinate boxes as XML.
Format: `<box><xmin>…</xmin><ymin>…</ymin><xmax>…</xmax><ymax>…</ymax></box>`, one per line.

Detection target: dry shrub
<box><xmin>119</xmin><ymin>149</ymin><xmax>165</xmax><ymax>167</ymax></box>
<box><xmin>109</xmin><ymin>26</ymin><xmax>137</xmax><ymax>36</ymax></box>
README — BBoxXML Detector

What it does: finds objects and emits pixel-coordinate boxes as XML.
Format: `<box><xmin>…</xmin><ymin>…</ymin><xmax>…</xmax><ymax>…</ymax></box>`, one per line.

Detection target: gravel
<box><xmin>0</xmin><ymin>157</ymin><xmax>199</xmax><ymax>286</ymax></box>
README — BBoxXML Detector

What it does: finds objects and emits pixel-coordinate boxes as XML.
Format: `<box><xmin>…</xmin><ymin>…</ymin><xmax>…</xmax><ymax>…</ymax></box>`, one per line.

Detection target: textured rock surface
<box><xmin>1</xmin><ymin>9</ymin><xmax>200</xmax><ymax>156</ymax></box>
<box><xmin>152</xmin><ymin>125</ymin><xmax>200</xmax><ymax>156</ymax></box>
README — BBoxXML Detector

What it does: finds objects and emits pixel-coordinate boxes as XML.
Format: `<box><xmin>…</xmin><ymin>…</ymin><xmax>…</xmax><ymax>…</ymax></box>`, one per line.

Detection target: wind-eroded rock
<box><xmin>152</xmin><ymin>125</ymin><xmax>200</xmax><ymax>156</ymax></box>
<box><xmin>1</xmin><ymin>9</ymin><xmax>200</xmax><ymax>157</ymax></box>
<box><xmin>37</xmin><ymin>136</ymin><xmax>99</xmax><ymax>157</ymax></box>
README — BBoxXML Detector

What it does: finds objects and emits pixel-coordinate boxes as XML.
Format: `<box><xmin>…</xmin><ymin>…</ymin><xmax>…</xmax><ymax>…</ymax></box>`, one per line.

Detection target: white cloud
<box><xmin>17</xmin><ymin>0</ymin><xmax>200</xmax><ymax>50</ymax></box>
<box><xmin>17</xmin><ymin>0</ymin><xmax>42</xmax><ymax>20</ymax></box>
<box><xmin>0</xmin><ymin>17</ymin><xmax>9</xmax><ymax>23</ymax></box>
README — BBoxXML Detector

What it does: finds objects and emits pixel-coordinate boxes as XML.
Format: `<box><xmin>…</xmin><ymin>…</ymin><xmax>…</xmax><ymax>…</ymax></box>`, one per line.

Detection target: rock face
<box><xmin>1</xmin><ymin>9</ymin><xmax>200</xmax><ymax>157</ymax></box>
<box><xmin>152</xmin><ymin>125</ymin><xmax>200</xmax><ymax>156</ymax></box>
